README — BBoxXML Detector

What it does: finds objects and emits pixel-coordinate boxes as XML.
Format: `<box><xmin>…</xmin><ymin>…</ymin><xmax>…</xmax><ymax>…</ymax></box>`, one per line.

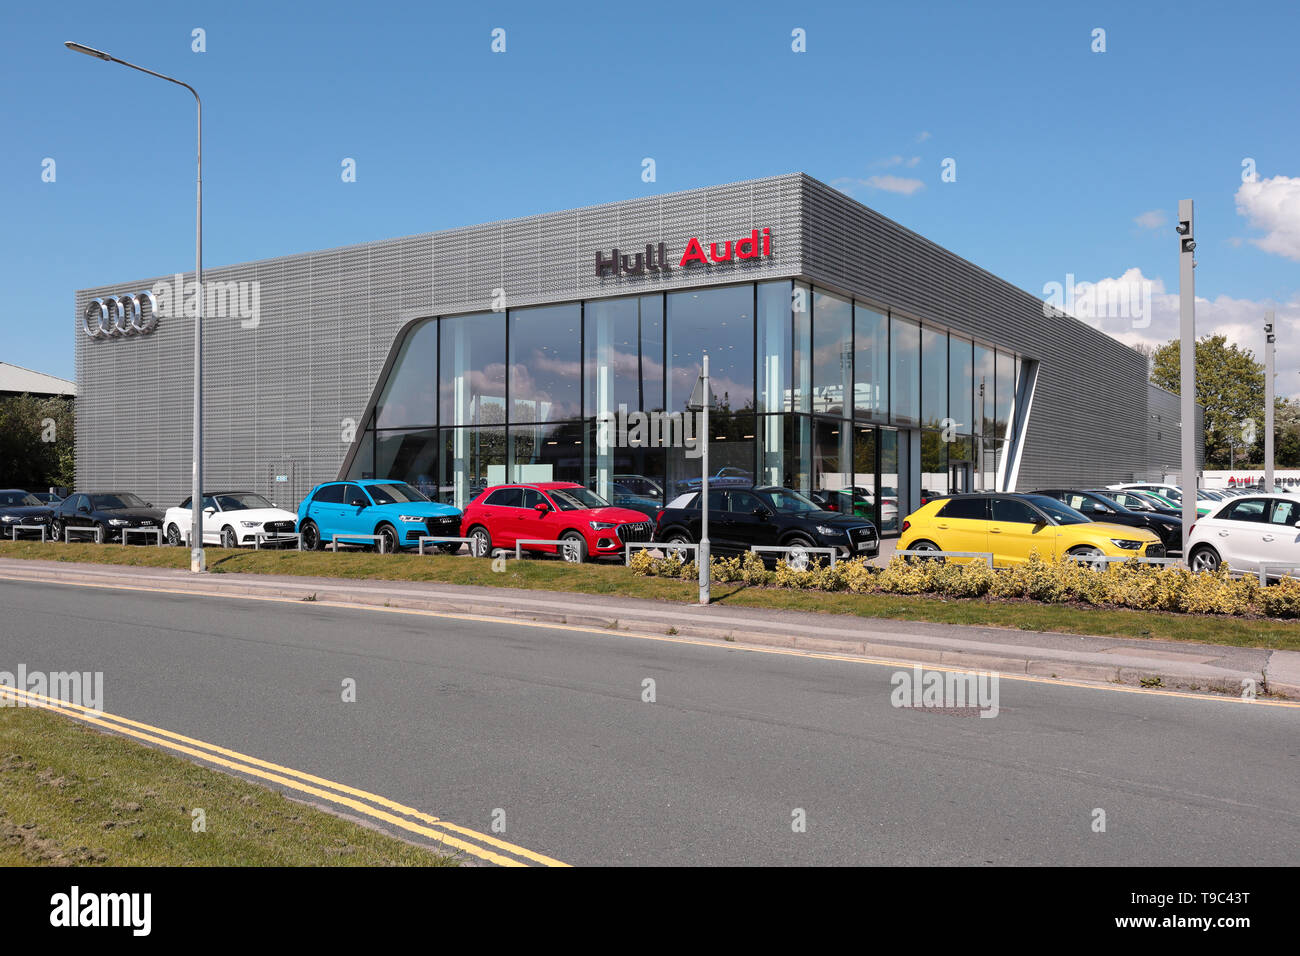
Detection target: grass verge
<box><xmin>3</xmin><ymin>540</ymin><xmax>1300</xmax><ymax>651</ymax></box>
<box><xmin>0</xmin><ymin>705</ymin><xmax>457</xmax><ymax>866</ymax></box>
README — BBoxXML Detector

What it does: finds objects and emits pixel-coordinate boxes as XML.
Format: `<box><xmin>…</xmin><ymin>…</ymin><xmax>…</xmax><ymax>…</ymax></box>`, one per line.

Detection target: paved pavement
<box><xmin>0</xmin><ymin>572</ymin><xmax>1296</xmax><ymax>865</ymax></box>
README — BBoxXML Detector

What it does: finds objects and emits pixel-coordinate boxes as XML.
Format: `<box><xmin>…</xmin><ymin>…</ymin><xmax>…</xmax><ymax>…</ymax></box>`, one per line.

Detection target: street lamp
<box><xmin>1265</xmin><ymin>312</ymin><xmax>1276</xmax><ymax>491</ymax></box>
<box><xmin>65</xmin><ymin>41</ymin><xmax>206</xmax><ymax>572</ymax></box>
<box><xmin>1177</xmin><ymin>200</ymin><xmax>1197</xmax><ymax>559</ymax></box>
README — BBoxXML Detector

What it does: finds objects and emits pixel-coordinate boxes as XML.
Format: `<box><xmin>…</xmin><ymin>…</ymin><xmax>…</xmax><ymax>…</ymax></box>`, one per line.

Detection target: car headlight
<box><xmin>0</xmin><ymin>516</ymin><xmax>15</xmax><ymax>523</ymax></box>
<box><xmin>1110</xmin><ymin>538</ymin><xmax>1144</xmax><ymax>550</ymax></box>
<box><xmin>398</xmin><ymin>515</ymin><xmax>426</xmax><ymax>523</ymax></box>
<box><xmin>108</xmin><ymin>519</ymin><xmax>129</xmax><ymax>526</ymax></box>
<box><xmin>815</xmin><ymin>525</ymin><xmax>842</xmax><ymax>536</ymax></box>
<box><xmin>240</xmin><ymin>521</ymin><xmax>261</xmax><ymax>528</ymax></box>
<box><xmin>590</xmin><ymin>521</ymin><xmax>617</xmax><ymax>531</ymax></box>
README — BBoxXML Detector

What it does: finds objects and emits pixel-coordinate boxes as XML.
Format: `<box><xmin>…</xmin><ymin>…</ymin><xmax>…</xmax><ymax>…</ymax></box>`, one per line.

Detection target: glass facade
<box><xmin>347</xmin><ymin>281</ymin><xmax>1026</xmax><ymax>533</ymax></box>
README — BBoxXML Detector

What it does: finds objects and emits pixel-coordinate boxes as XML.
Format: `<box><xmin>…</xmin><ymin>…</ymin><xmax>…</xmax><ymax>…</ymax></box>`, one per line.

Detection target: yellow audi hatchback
<box><xmin>898</xmin><ymin>493</ymin><xmax>1163</xmax><ymax>566</ymax></box>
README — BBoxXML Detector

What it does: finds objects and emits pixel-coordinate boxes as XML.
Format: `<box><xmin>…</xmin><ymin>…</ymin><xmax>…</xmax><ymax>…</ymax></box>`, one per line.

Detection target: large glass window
<box><xmin>509</xmin><ymin>421</ymin><xmax>584</xmax><ymax>484</ymax></box>
<box><xmin>853</xmin><ymin>303</ymin><xmax>887</xmax><ymax>421</ymax></box>
<box><xmin>793</xmin><ymin>282</ymin><xmax>811</xmax><ymax>414</ymax></box>
<box><xmin>948</xmin><ymin>335</ymin><xmax>973</xmax><ymax>436</ymax></box>
<box><xmin>920</xmin><ymin>326</ymin><xmax>947</xmax><ymax>429</ymax></box>
<box><xmin>440</xmin><ymin>313</ymin><xmax>506</xmax><ymax>428</ymax></box>
<box><xmin>375</xmin><ymin>429</ymin><xmax>439</xmax><ymax>499</ymax></box>
<box><xmin>973</xmin><ymin>344</ymin><xmax>995</xmax><ymax>437</ymax></box>
<box><xmin>812</xmin><ymin>418</ymin><xmax>852</xmax><ymax>498</ymax></box>
<box><xmin>879</xmin><ymin>428</ymin><xmax>904</xmax><ymax>533</ymax></box>
<box><xmin>509</xmin><ymin>304</ymin><xmax>581</xmax><ymax>423</ymax></box>
<box><xmin>665</xmin><ymin>413</ymin><xmax>754</xmax><ymax>500</ymax></box>
<box><xmin>375</xmin><ymin>320</ymin><xmax>437</xmax><ymax>428</ymax></box>
<box><xmin>995</xmin><ymin>349</ymin><xmax>1015</xmax><ymax>440</ymax></box>
<box><xmin>583</xmin><ymin>295</ymin><xmax>664</xmax><ymax>419</ymax></box>
<box><xmin>921</xmin><ymin>430</ymin><xmax>948</xmax><ymax>498</ymax></box>
<box><xmin>812</xmin><ymin>290</ymin><xmax>852</xmax><ymax>418</ymax></box>
<box><xmin>439</xmin><ymin>426</ymin><xmax>506</xmax><ymax>507</ymax></box>
<box><xmin>889</xmin><ymin>315</ymin><xmax>920</xmax><ymax>427</ymax></box>
<box><xmin>756</xmin><ymin>281</ymin><xmax>792</xmax><ymax>415</ymax></box>
<box><xmin>666</xmin><ymin>285</ymin><xmax>753</xmax><ymax>413</ymax></box>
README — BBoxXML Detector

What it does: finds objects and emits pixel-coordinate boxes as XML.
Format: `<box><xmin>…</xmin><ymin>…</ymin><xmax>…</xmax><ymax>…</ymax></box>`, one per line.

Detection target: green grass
<box><xmin>0</xmin><ymin>704</ymin><xmax>458</xmax><ymax>866</ymax></box>
<box><xmin>4</xmin><ymin>540</ymin><xmax>1300</xmax><ymax>651</ymax></box>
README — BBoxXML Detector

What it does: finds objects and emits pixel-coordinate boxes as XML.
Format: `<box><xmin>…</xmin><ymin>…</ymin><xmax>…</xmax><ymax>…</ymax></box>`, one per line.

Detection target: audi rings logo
<box><xmin>82</xmin><ymin>292</ymin><xmax>160</xmax><ymax>340</ymax></box>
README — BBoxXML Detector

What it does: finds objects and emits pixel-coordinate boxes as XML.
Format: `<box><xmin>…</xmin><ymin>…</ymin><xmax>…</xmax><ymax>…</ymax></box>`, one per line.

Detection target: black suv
<box><xmin>654</xmin><ymin>486</ymin><xmax>879</xmax><ymax>565</ymax></box>
<box><xmin>0</xmin><ymin>489</ymin><xmax>55</xmax><ymax>540</ymax></box>
<box><xmin>1032</xmin><ymin>489</ymin><xmax>1183</xmax><ymax>554</ymax></box>
<box><xmin>51</xmin><ymin>492</ymin><xmax>164</xmax><ymax>544</ymax></box>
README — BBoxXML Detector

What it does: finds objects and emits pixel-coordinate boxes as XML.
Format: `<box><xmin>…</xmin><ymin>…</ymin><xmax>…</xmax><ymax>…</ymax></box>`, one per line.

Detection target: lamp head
<box><xmin>64</xmin><ymin>41</ymin><xmax>113</xmax><ymax>61</ymax></box>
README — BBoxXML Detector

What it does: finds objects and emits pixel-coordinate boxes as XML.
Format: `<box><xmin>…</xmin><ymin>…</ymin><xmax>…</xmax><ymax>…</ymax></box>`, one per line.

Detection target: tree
<box><xmin>0</xmin><ymin>394</ymin><xmax>75</xmax><ymax>490</ymax></box>
<box><xmin>1150</xmin><ymin>334</ymin><xmax>1265</xmax><ymax>469</ymax></box>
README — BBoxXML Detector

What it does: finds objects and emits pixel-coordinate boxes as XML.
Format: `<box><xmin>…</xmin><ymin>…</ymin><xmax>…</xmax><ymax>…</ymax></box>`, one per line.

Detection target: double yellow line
<box><xmin>0</xmin><ymin>684</ymin><xmax>568</xmax><ymax>867</ymax></box>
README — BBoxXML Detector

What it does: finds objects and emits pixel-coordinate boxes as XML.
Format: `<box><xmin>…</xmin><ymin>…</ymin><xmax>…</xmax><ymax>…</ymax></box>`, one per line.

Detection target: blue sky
<box><xmin>3</xmin><ymin>0</ymin><xmax>1297</xmax><ymax>386</ymax></box>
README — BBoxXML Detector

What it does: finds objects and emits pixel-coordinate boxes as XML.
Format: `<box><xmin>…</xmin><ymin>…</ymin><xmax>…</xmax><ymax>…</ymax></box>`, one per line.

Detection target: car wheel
<box><xmin>300</xmin><ymin>520</ymin><xmax>323</xmax><ymax>551</ymax></box>
<box><xmin>906</xmin><ymin>539</ymin><xmax>945</xmax><ymax>563</ymax></box>
<box><xmin>468</xmin><ymin>525</ymin><xmax>492</xmax><ymax>558</ymax></box>
<box><xmin>166</xmin><ymin>524</ymin><xmax>183</xmax><ymax>547</ymax></box>
<box><xmin>782</xmin><ymin>535</ymin><xmax>816</xmax><ymax>571</ymax></box>
<box><xmin>376</xmin><ymin>523</ymin><xmax>398</xmax><ymax>555</ymax></box>
<box><xmin>1067</xmin><ymin>545</ymin><xmax>1106</xmax><ymax>571</ymax></box>
<box><xmin>51</xmin><ymin>518</ymin><xmax>63</xmax><ymax>541</ymax></box>
<box><xmin>661</xmin><ymin>530</ymin><xmax>693</xmax><ymax>562</ymax></box>
<box><xmin>220</xmin><ymin>526</ymin><xmax>238</xmax><ymax>549</ymax></box>
<box><xmin>559</xmin><ymin>531</ymin><xmax>588</xmax><ymax>564</ymax></box>
<box><xmin>1189</xmin><ymin>545</ymin><xmax>1221</xmax><ymax>574</ymax></box>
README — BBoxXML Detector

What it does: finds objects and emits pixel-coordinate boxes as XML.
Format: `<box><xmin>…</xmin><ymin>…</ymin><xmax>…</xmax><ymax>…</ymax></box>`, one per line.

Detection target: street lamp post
<box><xmin>1176</xmin><ymin>200</ymin><xmax>1197</xmax><ymax>559</ymax></box>
<box><xmin>1265</xmin><ymin>312</ymin><xmax>1276</xmax><ymax>491</ymax></box>
<box><xmin>65</xmin><ymin>41</ymin><xmax>205</xmax><ymax>572</ymax></box>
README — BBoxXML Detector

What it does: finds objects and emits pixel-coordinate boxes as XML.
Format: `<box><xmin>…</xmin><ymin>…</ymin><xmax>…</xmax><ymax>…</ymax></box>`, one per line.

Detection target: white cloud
<box><xmin>916</xmin><ymin>131</ymin><xmax>932</xmax><ymax>143</ymax></box>
<box><xmin>1050</xmin><ymin>267</ymin><xmax>1300</xmax><ymax>399</ymax></box>
<box><xmin>1133</xmin><ymin>209</ymin><xmax>1167</xmax><ymax>230</ymax></box>
<box><xmin>1235</xmin><ymin>175</ymin><xmax>1300</xmax><ymax>261</ymax></box>
<box><xmin>833</xmin><ymin>174</ymin><xmax>925</xmax><ymax>196</ymax></box>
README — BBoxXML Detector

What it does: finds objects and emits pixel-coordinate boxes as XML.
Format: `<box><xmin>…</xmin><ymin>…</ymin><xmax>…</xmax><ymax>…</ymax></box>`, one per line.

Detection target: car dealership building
<box><xmin>75</xmin><ymin>173</ymin><xmax>1201</xmax><ymax>535</ymax></box>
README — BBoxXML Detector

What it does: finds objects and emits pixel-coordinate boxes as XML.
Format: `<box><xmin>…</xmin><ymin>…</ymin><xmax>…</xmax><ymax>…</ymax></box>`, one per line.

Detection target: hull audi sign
<box><xmin>595</xmin><ymin>227</ymin><xmax>773</xmax><ymax>278</ymax></box>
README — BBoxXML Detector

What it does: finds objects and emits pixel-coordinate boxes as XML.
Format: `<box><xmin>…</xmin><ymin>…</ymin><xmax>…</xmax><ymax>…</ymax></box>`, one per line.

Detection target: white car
<box><xmin>163</xmin><ymin>491</ymin><xmax>298</xmax><ymax>548</ymax></box>
<box><xmin>1186</xmin><ymin>493</ymin><xmax>1300</xmax><ymax>577</ymax></box>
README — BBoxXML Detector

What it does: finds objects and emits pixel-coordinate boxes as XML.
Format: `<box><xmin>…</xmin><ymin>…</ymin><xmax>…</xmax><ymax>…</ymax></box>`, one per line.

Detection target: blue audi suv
<box><xmin>297</xmin><ymin>479</ymin><xmax>462</xmax><ymax>553</ymax></box>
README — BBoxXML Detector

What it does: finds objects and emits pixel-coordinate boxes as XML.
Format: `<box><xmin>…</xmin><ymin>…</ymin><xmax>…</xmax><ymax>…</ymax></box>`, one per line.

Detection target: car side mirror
<box><xmin>78</xmin><ymin>505</ymin><xmax>89</xmax><ymax>513</ymax></box>
<box><xmin>203</xmin><ymin>507</ymin><xmax>216</xmax><ymax>515</ymax></box>
<box><xmin>349</xmin><ymin>498</ymin><xmax>367</xmax><ymax>508</ymax></box>
<box><xmin>753</xmin><ymin>507</ymin><xmax>772</xmax><ymax>519</ymax></box>
<box><xmin>534</xmin><ymin>502</ymin><xmax>549</xmax><ymax>512</ymax></box>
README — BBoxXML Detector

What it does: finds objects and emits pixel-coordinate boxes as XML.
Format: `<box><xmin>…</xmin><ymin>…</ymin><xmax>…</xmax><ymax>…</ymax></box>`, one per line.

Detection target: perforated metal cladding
<box><xmin>797</xmin><ymin>174</ymin><xmax>1185</xmax><ymax>489</ymax></box>
<box><xmin>75</xmin><ymin>175</ymin><xmax>804</xmax><ymax>507</ymax></box>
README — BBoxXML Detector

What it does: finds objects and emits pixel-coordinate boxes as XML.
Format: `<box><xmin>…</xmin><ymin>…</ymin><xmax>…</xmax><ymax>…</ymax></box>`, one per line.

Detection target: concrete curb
<box><xmin>0</xmin><ymin>559</ymin><xmax>1293</xmax><ymax>701</ymax></box>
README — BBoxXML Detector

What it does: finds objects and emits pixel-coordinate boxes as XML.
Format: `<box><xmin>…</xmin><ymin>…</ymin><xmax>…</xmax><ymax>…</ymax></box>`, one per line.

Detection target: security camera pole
<box><xmin>1265</xmin><ymin>311</ymin><xmax>1276</xmax><ymax>491</ymax></box>
<box><xmin>1177</xmin><ymin>199</ymin><xmax>1196</xmax><ymax>559</ymax></box>
<box><xmin>65</xmin><ymin>41</ymin><xmax>206</xmax><ymax>572</ymax></box>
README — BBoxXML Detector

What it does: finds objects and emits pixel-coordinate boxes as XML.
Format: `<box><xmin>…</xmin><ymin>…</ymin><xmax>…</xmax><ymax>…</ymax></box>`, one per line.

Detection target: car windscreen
<box><xmin>549</xmin><ymin>487</ymin><xmax>610</xmax><ymax>511</ymax></box>
<box><xmin>0</xmin><ymin>491</ymin><xmax>40</xmax><ymax>506</ymax></box>
<box><xmin>92</xmin><ymin>493</ymin><xmax>147</xmax><ymax>510</ymax></box>
<box><xmin>1023</xmin><ymin>495</ymin><xmax>1089</xmax><ymax>525</ymax></box>
<box><xmin>366</xmin><ymin>483</ymin><xmax>428</xmax><ymax>505</ymax></box>
<box><xmin>756</xmin><ymin>489</ymin><xmax>822</xmax><ymax>513</ymax></box>
<box><xmin>215</xmin><ymin>493</ymin><xmax>273</xmax><ymax>511</ymax></box>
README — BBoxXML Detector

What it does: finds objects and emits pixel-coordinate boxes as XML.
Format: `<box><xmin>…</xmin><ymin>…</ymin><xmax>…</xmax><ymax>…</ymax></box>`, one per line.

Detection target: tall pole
<box><xmin>1177</xmin><ymin>199</ymin><xmax>1197</xmax><ymax>559</ymax></box>
<box><xmin>64</xmin><ymin>42</ymin><xmax>205</xmax><ymax>572</ymax></box>
<box><xmin>1265</xmin><ymin>311</ymin><xmax>1276</xmax><ymax>491</ymax></box>
<box><xmin>699</xmin><ymin>353</ymin><xmax>711</xmax><ymax>605</ymax></box>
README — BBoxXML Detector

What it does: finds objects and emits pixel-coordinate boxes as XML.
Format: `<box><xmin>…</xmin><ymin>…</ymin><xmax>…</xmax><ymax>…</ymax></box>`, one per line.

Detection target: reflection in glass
<box><xmin>920</xmin><ymin>326</ymin><xmax>947</xmax><ymax>428</ymax></box>
<box><xmin>756</xmin><ymin>281</ymin><xmax>792</xmax><ymax>415</ymax></box>
<box><xmin>509</xmin><ymin>421</ymin><xmax>584</xmax><ymax>484</ymax></box>
<box><xmin>948</xmin><ymin>335</ymin><xmax>973</xmax><ymax>436</ymax></box>
<box><xmin>813</xmin><ymin>291</ymin><xmax>852</xmax><ymax>417</ymax></box>
<box><xmin>974</xmin><ymin>344</ymin><xmax>995</xmax><ymax>437</ymax></box>
<box><xmin>440</xmin><ymin>313</ymin><xmax>506</xmax><ymax>428</ymax></box>
<box><xmin>890</xmin><ymin>316</ymin><xmax>920</xmax><ymax>427</ymax></box>
<box><xmin>667</xmin><ymin>285</ymin><xmax>754</xmax><ymax>413</ymax></box>
<box><xmin>854</xmin><ymin>303</ymin><xmax>887</xmax><ymax>421</ymax></box>
<box><xmin>440</xmin><ymin>426</ymin><xmax>506</xmax><ymax>507</ymax></box>
<box><xmin>510</xmin><ymin>304</ymin><xmax>581</xmax><ymax>423</ymax></box>
<box><xmin>376</xmin><ymin>320</ymin><xmax>437</xmax><ymax>428</ymax></box>
<box><xmin>995</xmin><ymin>350</ymin><xmax>1014</xmax><ymax>440</ymax></box>
<box><xmin>921</xmin><ymin>430</ymin><xmax>948</xmax><ymax>498</ymax></box>
<box><xmin>375</xmin><ymin>429</ymin><xmax>440</xmax><ymax>500</ymax></box>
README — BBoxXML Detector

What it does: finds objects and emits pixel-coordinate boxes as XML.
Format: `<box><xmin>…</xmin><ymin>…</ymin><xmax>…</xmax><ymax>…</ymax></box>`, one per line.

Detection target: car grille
<box><xmin>616</xmin><ymin>522</ymin><xmax>653</xmax><ymax>543</ymax></box>
<box><xmin>263</xmin><ymin>520</ymin><xmax>295</xmax><ymax>534</ymax></box>
<box><xmin>848</xmin><ymin>525</ymin><xmax>877</xmax><ymax>543</ymax></box>
<box><xmin>424</xmin><ymin>515</ymin><xmax>460</xmax><ymax>536</ymax></box>
<box><xmin>1145</xmin><ymin>543</ymin><xmax>1166</xmax><ymax>558</ymax></box>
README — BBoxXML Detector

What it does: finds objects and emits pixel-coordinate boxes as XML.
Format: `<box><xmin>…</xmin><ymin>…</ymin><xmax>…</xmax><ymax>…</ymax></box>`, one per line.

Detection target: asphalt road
<box><xmin>1</xmin><ymin>578</ymin><xmax>1296</xmax><ymax>865</ymax></box>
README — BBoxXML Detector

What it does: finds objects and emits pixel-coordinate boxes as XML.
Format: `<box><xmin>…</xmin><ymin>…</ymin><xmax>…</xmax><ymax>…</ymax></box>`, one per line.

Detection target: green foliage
<box><xmin>1150</xmin><ymin>334</ymin><xmax>1264</xmax><ymax>468</ymax></box>
<box><xmin>0</xmin><ymin>394</ymin><xmax>75</xmax><ymax>489</ymax></box>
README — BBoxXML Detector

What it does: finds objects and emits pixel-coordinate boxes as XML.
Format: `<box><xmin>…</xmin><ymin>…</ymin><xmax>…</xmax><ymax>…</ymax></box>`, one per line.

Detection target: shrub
<box><xmin>876</xmin><ymin>556</ymin><xmax>941</xmax><ymax>594</ymax></box>
<box><xmin>933</xmin><ymin>559</ymin><xmax>995</xmax><ymax>598</ymax></box>
<box><xmin>1262</xmin><ymin>577</ymin><xmax>1300</xmax><ymax>618</ymax></box>
<box><xmin>842</xmin><ymin>558</ymin><xmax>879</xmax><ymax>594</ymax></box>
<box><xmin>628</xmin><ymin>550</ymin><xmax>655</xmax><ymax>576</ymax></box>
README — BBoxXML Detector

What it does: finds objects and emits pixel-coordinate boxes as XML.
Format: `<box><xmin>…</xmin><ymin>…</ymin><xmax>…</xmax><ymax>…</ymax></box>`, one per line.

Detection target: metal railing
<box><xmin>1257</xmin><ymin>562</ymin><xmax>1300</xmax><ymax>584</ymax></box>
<box><xmin>121</xmin><ymin>528</ymin><xmax>164</xmax><ymax>546</ymax></box>
<box><xmin>63</xmin><ymin>525</ymin><xmax>101</xmax><ymax>543</ymax></box>
<box><xmin>1064</xmin><ymin>555</ymin><xmax>1180</xmax><ymax>568</ymax></box>
<box><xmin>515</xmin><ymin>538</ymin><xmax>581</xmax><ymax>560</ymax></box>
<box><xmin>417</xmin><ymin>536</ymin><xmax>486</xmax><ymax>557</ymax></box>
<box><xmin>331</xmin><ymin>533</ymin><xmax>386</xmax><ymax>554</ymax></box>
<box><xmin>8</xmin><ymin>525</ymin><xmax>48</xmax><ymax>542</ymax></box>
<box><xmin>624</xmin><ymin>541</ymin><xmax>699</xmax><ymax>564</ymax></box>
<box><xmin>254</xmin><ymin>532</ymin><xmax>302</xmax><ymax>550</ymax></box>
<box><xmin>895</xmin><ymin>549</ymin><xmax>994</xmax><ymax>567</ymax></box>
<box><xmin>750</xmin><ymin>545</ymin><xmax>838</xmax><ymax>569</ymax></box>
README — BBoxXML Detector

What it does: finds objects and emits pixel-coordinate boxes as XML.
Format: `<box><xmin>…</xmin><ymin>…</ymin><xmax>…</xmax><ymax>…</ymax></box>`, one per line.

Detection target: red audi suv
<box><xmin>460</xmin><ymin>482</ymin><xmax>653</xmax><ymax>562</ymax></box>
